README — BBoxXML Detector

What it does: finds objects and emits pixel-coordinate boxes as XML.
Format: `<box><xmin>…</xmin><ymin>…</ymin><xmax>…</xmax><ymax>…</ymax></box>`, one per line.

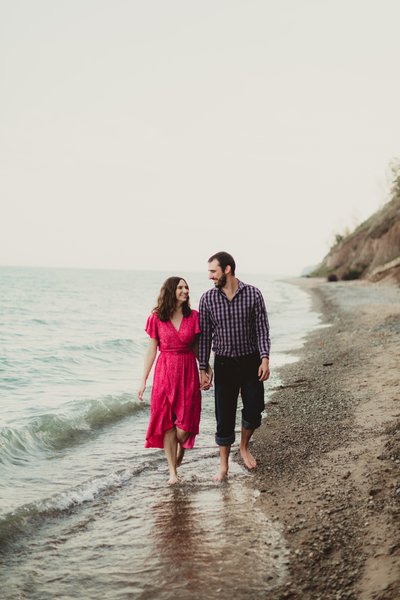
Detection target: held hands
<box><xmin>200</xmin><ymin>365</ymin><xmax>213</xmax><ymax>391</ymax></box>
<box><xmin>258</xmin><ymin>358</ymin><xmax>270</xmax><ymax>382</ymax></box>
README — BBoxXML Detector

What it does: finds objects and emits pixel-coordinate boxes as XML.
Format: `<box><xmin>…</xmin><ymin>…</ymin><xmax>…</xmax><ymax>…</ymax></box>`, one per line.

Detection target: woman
<box><xmin>138</xmin><ymin>277</ymin><xmax>205</xmax><ymax>484</ymax></box>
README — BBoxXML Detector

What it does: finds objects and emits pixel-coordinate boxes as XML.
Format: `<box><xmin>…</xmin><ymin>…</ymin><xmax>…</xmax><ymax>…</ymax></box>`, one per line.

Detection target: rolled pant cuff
<box><xmin>242</xmin><ymin>418</ymin><xmax>261</xmax><ymax>430</ymax></box>
<box><xmin>215</xmin><ymin>433</ymin><xmax>235</xmax><ymax>446</ymax></box>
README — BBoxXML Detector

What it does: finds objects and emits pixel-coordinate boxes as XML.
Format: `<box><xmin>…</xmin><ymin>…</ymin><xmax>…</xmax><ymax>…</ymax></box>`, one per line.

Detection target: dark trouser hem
<box><xmin>214</xmin><ymin>353</ymin><xmax>265</xmax><ymax>448</ymax></box>
<box><xmin>215</xmin><ymin>433</ymin><xmax>235</xmax><ymax>446</ymax></box>
<box><xmin>241</xmin><ymin>417</ymin><xmax>261</xmax><ymax>430</ymax></box>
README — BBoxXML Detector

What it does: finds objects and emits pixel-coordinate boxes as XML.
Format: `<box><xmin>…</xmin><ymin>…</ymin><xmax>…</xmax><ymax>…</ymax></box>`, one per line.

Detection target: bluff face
<box><xmin>311</xmin><ymin>193</ymin><xmax>400</xmax><ymax>284</ymax></box>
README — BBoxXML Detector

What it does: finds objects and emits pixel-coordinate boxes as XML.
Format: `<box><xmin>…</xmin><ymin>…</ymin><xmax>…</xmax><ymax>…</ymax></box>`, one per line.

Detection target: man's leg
<box><xmin>213</xmin><ymin>445</ymin><xmax>231</xmax><ymax>482</ymax></box>
<box><xmin>240</xmin><ymin>425</ymin><xmax>257</xmax><ymax>469</ymax></box>
<box><xmin>240</xmin><ymin>355</ymin><xmax>265</xmax><ymax>470</ymax></box>
<box><xmin>213</xmin><ymin>356</ymin><xmax>239</xmax><ymax>481</ymax></box>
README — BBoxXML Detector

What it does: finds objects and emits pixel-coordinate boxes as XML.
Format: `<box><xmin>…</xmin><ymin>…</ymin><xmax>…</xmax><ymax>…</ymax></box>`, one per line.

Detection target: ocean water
<box><xmin>0</xmin><ymin>267</ymin><xmax>321</xmax><ymax>600</ymax></box>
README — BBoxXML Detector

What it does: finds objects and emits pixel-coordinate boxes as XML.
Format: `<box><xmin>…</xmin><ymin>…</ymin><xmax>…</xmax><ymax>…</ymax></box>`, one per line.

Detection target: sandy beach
<box><xmin>248</xmin><ymin>278</ymin><xmax>400</xmax><ymax>600</ymax></box>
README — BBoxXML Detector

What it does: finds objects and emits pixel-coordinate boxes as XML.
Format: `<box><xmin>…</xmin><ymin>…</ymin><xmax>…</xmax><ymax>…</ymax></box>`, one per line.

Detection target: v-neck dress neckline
<box><xmin>170</xmin><ymin>316</ymin><xmax>184</xmax><ymax>333</ymax></box>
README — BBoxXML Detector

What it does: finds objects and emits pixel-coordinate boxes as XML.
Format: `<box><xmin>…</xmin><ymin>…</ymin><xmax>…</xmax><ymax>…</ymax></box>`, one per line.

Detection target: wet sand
<box><xmin>246</xmin><ymin>278</ymin><xmax>400</xmax><ymax>600</ymax></box>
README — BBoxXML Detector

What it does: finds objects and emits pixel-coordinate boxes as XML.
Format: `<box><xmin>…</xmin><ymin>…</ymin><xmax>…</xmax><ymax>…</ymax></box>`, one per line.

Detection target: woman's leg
<box><xmin>163</xmin><ymin>427</ymin><xmax>178</xmax><ymax>484</ymax></box>
<box><xmin>176</xmin><ymin>428</ymin><xmax>190</xmax><ymax>467</ymax></box>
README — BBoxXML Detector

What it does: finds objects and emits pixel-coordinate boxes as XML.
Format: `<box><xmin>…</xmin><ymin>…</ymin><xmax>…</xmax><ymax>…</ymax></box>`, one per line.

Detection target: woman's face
<box><xmin>175</xmin><ymin>279</ymin><xmax>189</xmax><ymax>305</ymax></box>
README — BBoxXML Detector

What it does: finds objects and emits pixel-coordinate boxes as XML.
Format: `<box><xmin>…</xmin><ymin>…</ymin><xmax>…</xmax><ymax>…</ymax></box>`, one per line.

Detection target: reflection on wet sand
<box><xmin>151</xmin><ymin>486</ymin><xmax>206</xmax><ymax>596</ymax></box>
<box><xmin>149</xmin><ymin>466</ymin><xmax>289</xmax><ymax>600</ymax></box>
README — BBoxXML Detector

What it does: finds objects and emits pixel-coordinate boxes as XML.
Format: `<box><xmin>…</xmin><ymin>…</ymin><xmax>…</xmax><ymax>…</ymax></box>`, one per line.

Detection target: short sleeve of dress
<box><xmin>192</xmin><ymin>310</ymin><xmax>201</xmax><ymax>335</ymax></box>
<box><xmin>145</xmin><ymin>313</ymin><xmax>159</xmax><ymax>340</ymax></box>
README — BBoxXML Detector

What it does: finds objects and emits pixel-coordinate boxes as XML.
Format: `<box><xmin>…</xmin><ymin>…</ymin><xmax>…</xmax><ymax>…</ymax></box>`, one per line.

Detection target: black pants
<box><xmin>214</xmin><ymin>353</ymin><xmax>265</xmax><ymax>446</ymax></box>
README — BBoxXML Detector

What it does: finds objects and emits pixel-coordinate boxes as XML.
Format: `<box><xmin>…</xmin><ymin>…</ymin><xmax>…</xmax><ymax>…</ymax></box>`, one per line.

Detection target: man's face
<box><xmin>208</xmin><ymin>259</ymin><xmax>227</xmax><ymax>289</ymax></box>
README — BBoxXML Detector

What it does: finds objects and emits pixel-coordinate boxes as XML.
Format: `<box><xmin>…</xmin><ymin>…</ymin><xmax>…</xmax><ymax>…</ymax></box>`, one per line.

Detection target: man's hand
<box><xmin>258</xmin><ymin>358</ymin><xmax>270</xmax><ymax>382</ymax></box>
<box><xmin>200</xmin><ymin>367</ymin><xmax>213</xmax><ymax>390</ymax></box>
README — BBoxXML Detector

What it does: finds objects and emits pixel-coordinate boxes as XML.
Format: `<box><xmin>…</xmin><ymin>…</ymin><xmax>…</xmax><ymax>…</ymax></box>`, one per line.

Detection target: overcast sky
<box><xmin>1</xmin><ymin>0</ymin><xmax>399</xmax><ymax>276</ymax></box>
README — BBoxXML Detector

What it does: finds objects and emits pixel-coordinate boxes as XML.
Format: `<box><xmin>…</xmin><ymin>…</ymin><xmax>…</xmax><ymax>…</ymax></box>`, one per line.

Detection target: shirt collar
<box><xmin>216</xmin><ymin>278</ymin><xmax>246</xmax><ymax>299</ymax></box>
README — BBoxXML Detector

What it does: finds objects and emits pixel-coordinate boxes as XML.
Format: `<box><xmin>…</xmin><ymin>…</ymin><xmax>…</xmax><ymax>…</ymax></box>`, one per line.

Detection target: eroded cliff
<box><xmin>312</xmin><ymin>187</ymin><xmax>400</xmax><ymax>284</ymax></box>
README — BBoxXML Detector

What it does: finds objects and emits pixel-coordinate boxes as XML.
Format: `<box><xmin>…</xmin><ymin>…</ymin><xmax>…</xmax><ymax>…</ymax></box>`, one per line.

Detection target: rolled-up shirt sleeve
<box><xmin>199</xmin><ymin>294</ymin><xmax>212</xmax><ymax>370</ymax></box>
<box><xmin>254</xmin><ymin>290</ymin><xmax>271</xmax><ymax>359</ymax></box>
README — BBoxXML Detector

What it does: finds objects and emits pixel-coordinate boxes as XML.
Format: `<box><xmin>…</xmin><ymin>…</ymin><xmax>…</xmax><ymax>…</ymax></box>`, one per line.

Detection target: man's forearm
<box><xmin>198</xmin><ymin>333</ymin><xmax>212</xmax><ymax>370</ymax></box>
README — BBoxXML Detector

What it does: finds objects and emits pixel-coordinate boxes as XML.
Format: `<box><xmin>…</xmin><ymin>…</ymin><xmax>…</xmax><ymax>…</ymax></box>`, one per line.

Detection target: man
<box><xmin>199</xmin><ymin>251</ymin><xmax>271</xmax><ymax>481</ymax></box>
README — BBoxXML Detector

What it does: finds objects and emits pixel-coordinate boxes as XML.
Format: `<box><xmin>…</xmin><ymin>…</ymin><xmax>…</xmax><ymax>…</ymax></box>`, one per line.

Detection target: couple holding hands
<box><xmin>138</xmin><ymin>251</ymin><xmax>271</xmax><ymax>484</ymax></box>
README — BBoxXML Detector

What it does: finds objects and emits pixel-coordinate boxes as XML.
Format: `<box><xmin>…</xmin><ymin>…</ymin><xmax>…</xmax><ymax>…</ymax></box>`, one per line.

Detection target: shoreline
<box><xmin>247</xmin><ymin>278</ymin><xmax>400</xmax><ymax>600</ymax></box>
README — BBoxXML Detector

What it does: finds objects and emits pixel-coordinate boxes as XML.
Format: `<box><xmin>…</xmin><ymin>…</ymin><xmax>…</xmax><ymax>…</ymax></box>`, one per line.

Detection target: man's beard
<box><xmin>216</xmin><ymin>273</ymin><xmax>227</xmax><ymax>289</ymax></box>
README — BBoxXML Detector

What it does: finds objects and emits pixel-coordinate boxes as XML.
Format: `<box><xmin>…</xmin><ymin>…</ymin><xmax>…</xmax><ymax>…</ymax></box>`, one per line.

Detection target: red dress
<box><xmin>144</xmin><ymin>310</ymin><xmax>202</xmax><ymax>449</ymax></box>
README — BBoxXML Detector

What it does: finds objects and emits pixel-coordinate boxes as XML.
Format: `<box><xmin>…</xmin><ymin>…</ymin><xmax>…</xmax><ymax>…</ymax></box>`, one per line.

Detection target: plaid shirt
<box><xmin>198</xmin><ymin>280</ymin><xmax>270</xmax><ymax>370</ymax></box>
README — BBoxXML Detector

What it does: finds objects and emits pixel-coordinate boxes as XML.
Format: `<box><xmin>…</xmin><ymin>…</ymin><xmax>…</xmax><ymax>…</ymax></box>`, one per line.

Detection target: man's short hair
<box><xmin>208</xmin><ymin>251</ymin><xmax>236</xmax><ymax>276</ymax></box>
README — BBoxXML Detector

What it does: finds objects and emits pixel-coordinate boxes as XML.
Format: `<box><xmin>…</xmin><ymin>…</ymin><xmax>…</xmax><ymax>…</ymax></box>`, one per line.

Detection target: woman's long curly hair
<box><xmin>153</xmin><ymin>277</ymin><xmax>192</xmax><ymax>322</ymax></box>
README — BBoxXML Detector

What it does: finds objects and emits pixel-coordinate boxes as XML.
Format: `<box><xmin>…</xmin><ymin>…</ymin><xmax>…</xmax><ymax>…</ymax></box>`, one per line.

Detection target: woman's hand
<box><xmin>138</xmin><ymin>339</ymin><xmax>157</xmax><ymax>401</ymax></box>
<box><xmin>138</xmin><ymin>383</ymin><xmax>146</xmax><ymax>401</ymax></box>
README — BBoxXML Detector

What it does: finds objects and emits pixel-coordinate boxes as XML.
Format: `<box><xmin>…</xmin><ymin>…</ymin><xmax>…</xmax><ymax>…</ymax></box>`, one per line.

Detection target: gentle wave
<box><xmin>0</xmin><ymin>464</ymin><xmax>147</xmax><ymax>549</ymax></box>
<box><xmin>0</xmin><ymin>394</ymin><xmax>145</xmax><ymax>465</ymax></box>
<box><xmin>64</xmin><ymin>337</ymin><xmax>137</xmax><ymax>353</ymax></box>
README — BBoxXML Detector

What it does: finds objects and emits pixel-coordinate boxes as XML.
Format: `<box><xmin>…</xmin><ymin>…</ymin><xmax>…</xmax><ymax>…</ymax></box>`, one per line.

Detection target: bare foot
<box><xmin>176</xmin><ymin>444</ymin><xmax>185</xmax><ymax>467</ymax></box>
<box><xmin>212</xmin><ymin>469</ymin><xmax>228</xmax><ymax>482</ymax></box>
<box><xmin>168</xmin><ymin>473</ymin><xmax>179</xmax><ymax>485</ymax></box>
<box><xmin>240</xmin><ymin>446</ymin><xmax>257</xmax><ymax>470</ymax></box>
